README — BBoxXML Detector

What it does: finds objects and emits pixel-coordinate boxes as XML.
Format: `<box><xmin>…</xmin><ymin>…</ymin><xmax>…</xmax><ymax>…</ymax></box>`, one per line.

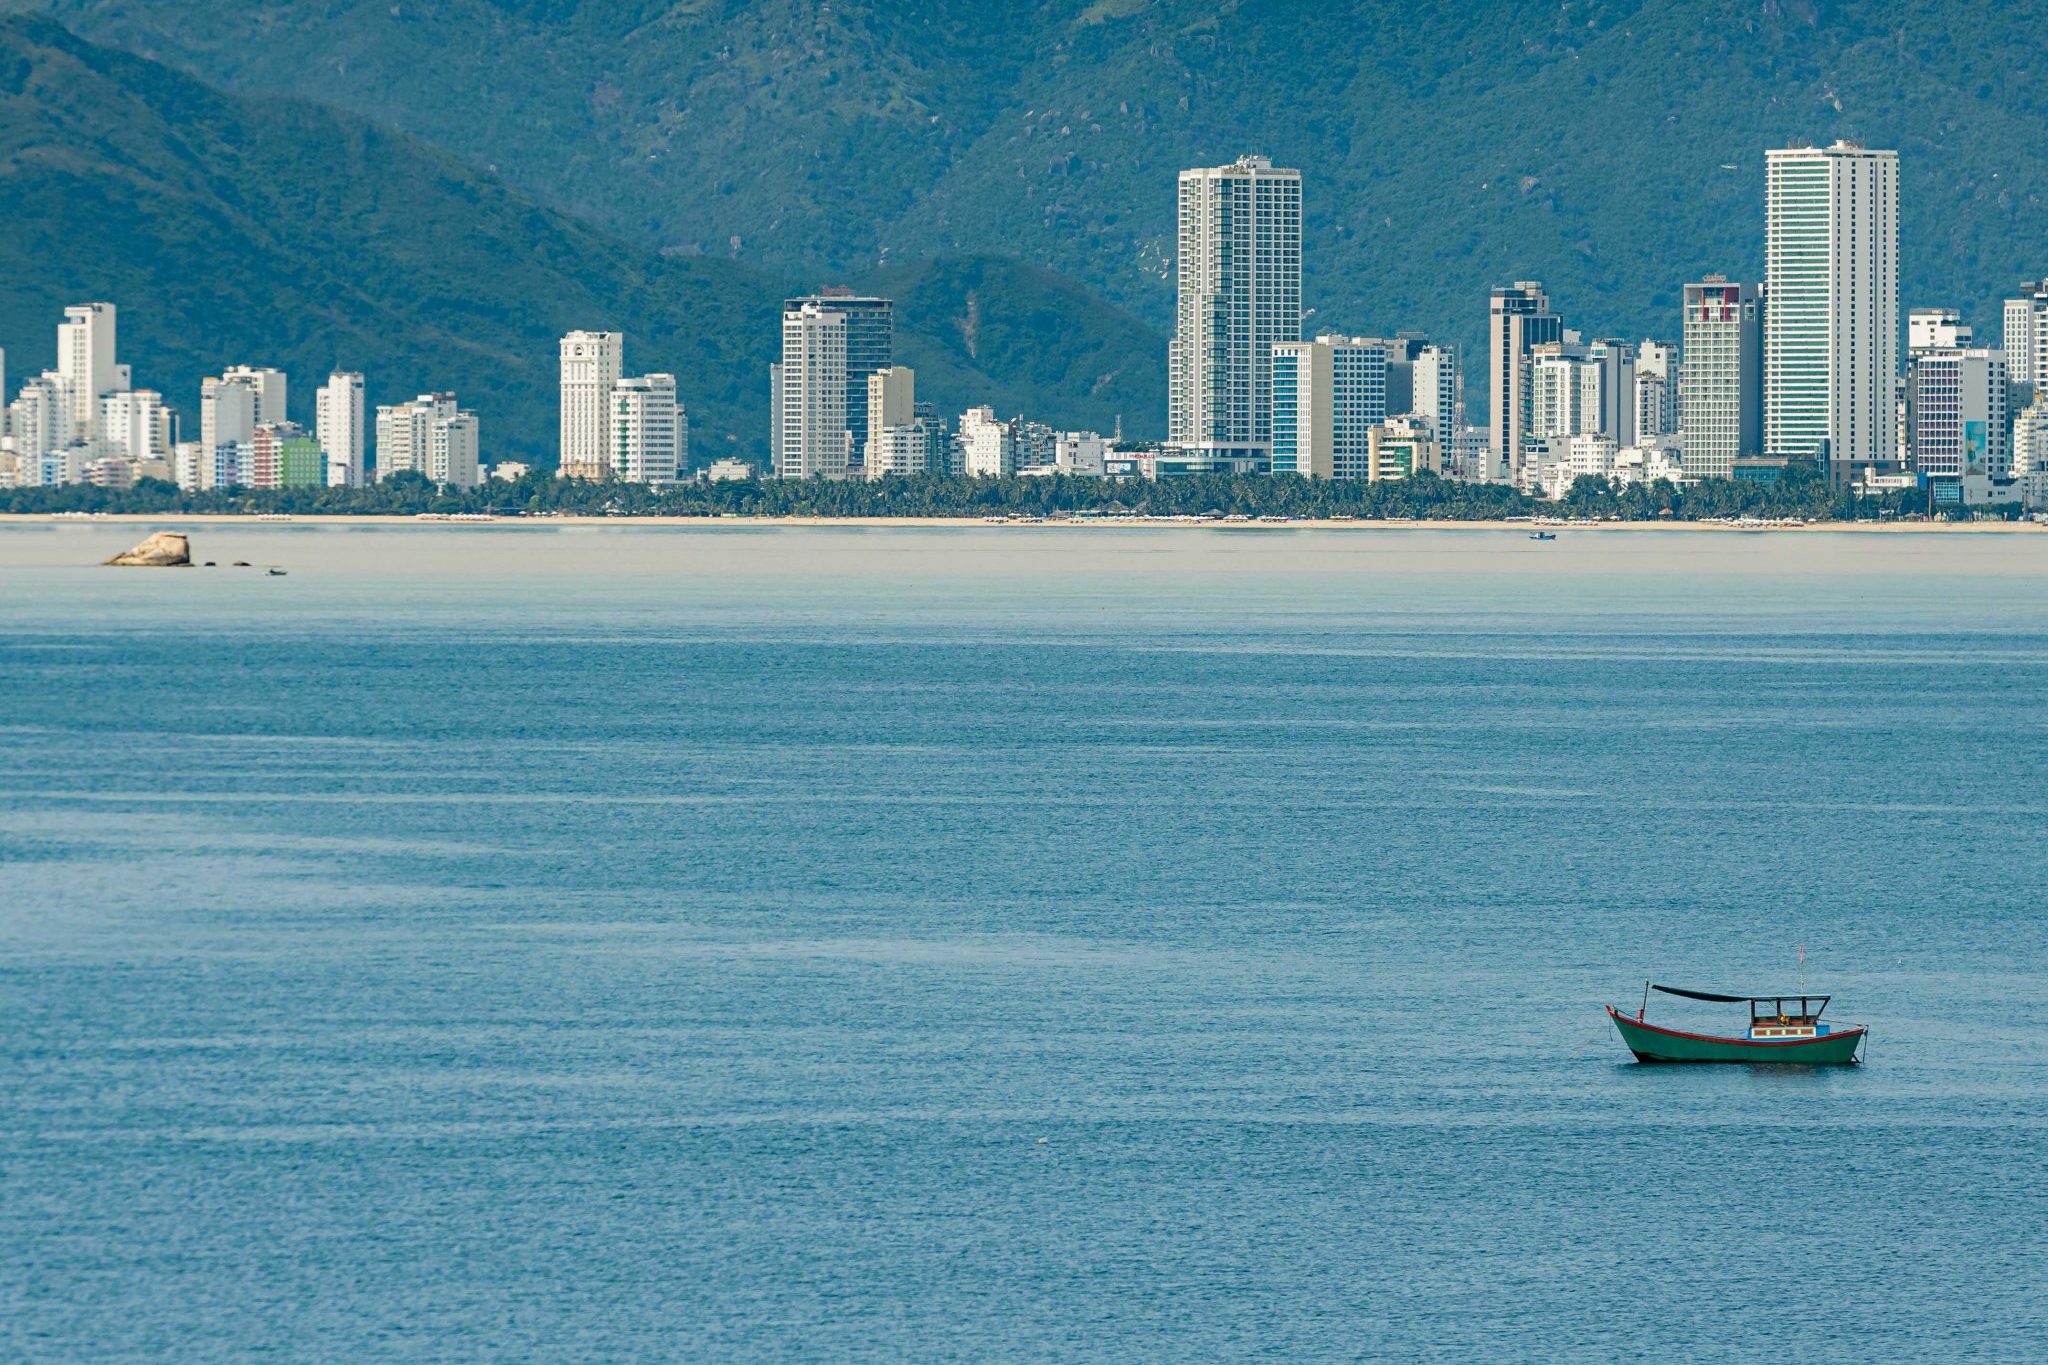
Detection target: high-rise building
<box><xmin>1529</xmin><ymin>342</ymin><xmax>1599</xmax><ymax>443</ymax></box>
<box><xmin>8</xmin><ymin>374</ymin><xmax>72</xmax><ymax>463</ymax></box>
<box><xmin>1679</xmin><ymin>277</ymin><xmax>1763</xmax><ymax>480</ymax></box>
<box><xmin>2012</xmin><ymin>394</ymin><xmax>2048</xmax><ymax>483</ymax></box>
<box><xmin>772</xmin><ymin>303</ymin><xmax>850</xmax><ymax>479</ymax></box>
<box><xmin>1270</xmin><ymin>336</ymin><xmax>1390</xmax><ymax>478</ymax></box>
<box><xmin>862</xmin><ymin>367</ymin><xmax>925</xmax><ymax>480</ymax></box>
<box><xmin>223</xmin><ymin>366</ymin><xmax>287</xmax><ymax>428</ymax></box>
<box><xmin>377</xmin><ymin>393</ymin><xmax>472</xmax><ymax>484</ymax></box>
<box><xmin>783</xmin><ymin>292</ymin><xmax>892</xmax><ymax>471</ymax></box>
<box><xmin>101</xmin><ymin>390</ymin><xmax>171</xmax><ymax>466</ymax></box>
<box><xmin>1634</xmin><ymin>340</ymin><xmax>1680</xmax><ymax>441</ymax></box>
<box><xmin>559</xmin><ymin>331</ymin><xmax>622</xmax><ymax>479</ymax></box>
<box><xmin>247</xmin><ymin>422</ymin><xmax>313</xmax><ymax>490</ymax></box>
<box><xmin>1168</xmin><ymin>156</ymin><xmax>1303</xmax><ymax>465</ymax></box>
<box><xmin>57</xmin><ymin>303</ymin><xmax>122</xmax><ymax>440</ymax></box>
<box><xmin>958</xmin><ymin>406</ymin><xmax>1016</xmax><ymax>478</ymax></box>
<box><xmin>199</xmin><ymin>375</ymin><xmax>258</xmax><ymax>490</ymax></box>
<box><xmin>375</xmin><ymin>402</ymin><xmax>425</xmax><ymax>479</ymax></box>
<box><xmin>429</xmin><ymin>408</ymin><xmax>481</xmax><ymax>488</ymax></box>
<box><xmin>864</xmin><ymin>368</ymin><xmax>916</xmax><ymax>451</ymax></box>
<box><xmin>2001</xmin><ymin>282</ymin><xmax>2048</xmax><ymax>392</ymax></box>
<box><xmin>1764</xmin><ymin>142</ymin><xmax>1899</xmax><ymax>480</ymax></box>
<box><xmin>1488</xmin><ymin>282</ymin><xmax>1565</xmax><ymax>482</ymax></box>
<box><xmin>1909</xmin><ymin>348</ymin><xmax>2009</xmax><ymax>482</ymax></box>
<box><xmin>316</xmin><ymin>372</ymin><xmax>366</xmax><ymax>487</ymax></box>
<box><xmin>914</xmin><ymin>401</ymin><xmax>951</xmax><ymax>476</ymax></box>
<box><xmin>1589</xmin><ymin>339</ymin><xmax>1637</xmax><ymax>448</ymax></box>
<box><xmin>611</xmin><ymin>373</ymin><xmax>684</xmax><ymax>484</ymax></box>
<box><xmin>1409</xmin><ymin>344</ymin><xmax>1461</xmax><ymax>446</ymax></box>
<box><xmin>1015</xmin><ymin>421</ymin><xmax>1058</xmax><ymax>473</ymax></box>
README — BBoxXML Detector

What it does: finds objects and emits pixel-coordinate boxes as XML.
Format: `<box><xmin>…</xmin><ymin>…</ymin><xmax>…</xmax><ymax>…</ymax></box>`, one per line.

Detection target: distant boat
<box><xmin>1530</xmin><ymin>531</ymin><xmax>1557</xmax><ymax>541</ymax></box>
<box><xmin>1608</xmin><ymin>984</ymin><xmax>1866</xmax><ymax>1064</ymax></box>
<box><xmin>267</xmin><ymin>567</ymin><xmax>288</xmax><ymax>576</ymax></box>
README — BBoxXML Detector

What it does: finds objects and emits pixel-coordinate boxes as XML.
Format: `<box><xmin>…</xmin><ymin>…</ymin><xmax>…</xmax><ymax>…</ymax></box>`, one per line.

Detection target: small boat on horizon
<box><xmin>1530</xmin><ymin>531</ymin><xmax>1556</xmax><ymax>541</ymax></box>
<box><xmin>1609</xmin><ymin>983</ymin><xmax>1867</xmax><ymax>1064</ymax></box>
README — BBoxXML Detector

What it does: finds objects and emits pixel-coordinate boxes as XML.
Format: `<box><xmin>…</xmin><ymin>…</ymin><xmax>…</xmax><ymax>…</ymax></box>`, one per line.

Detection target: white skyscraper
<box><xmin>773</xmin><ymin>303</ymin><xmax>850</xmax><ymax>479</ymax></box>
<box><xmin>316</xmin><ymin>372</ymin><xmax>367</xmax><ymax>486</ymax></box>
<box><xmin>1679</xmin><ymin>277</ymin><xmax>1763</xmax><ymax>480</ymax></box>
<box><xmin>560</xmin><ymin>331</ymin><xmax>622</xmax><ymax>479</ymax></box>
<box><xmin>57</xmin><ymin>303</ymin><xmax>122</xmax><ymax>440</ymax></box>
<box><xmin>1168</xmin><ymin>155</ymin><xmax>1302</xmax><ymax>465</ymax></box>
<box><xmin>611</xmin><ymin>373</ymin><xmax>684</xmax><ymax>484</ymax></box>
<box><xmin>1528</xmin><ymin>343</ymin><xmax>1601</xmax><ymax>441</ymax></box>
<box><xmin>101</xmin><ymin>390</ymin><xmax>172</xmax><ymax>466</ymax></box>
<box><xmin>1764</xmin><ymin>142</ymin><xmax>1899</xmax><ymax>479</ymax></box>
<box><xmin>2000</xmin><ymin>283</ymin><xmax>2048</xmax><ymax>392</ymax></box>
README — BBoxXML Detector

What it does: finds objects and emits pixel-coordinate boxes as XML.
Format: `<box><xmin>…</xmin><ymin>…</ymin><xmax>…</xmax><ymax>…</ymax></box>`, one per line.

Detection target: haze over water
<box><xmin>4</xmin><ymin>524</ymin><xmax>2045</xmax><ymax>1360</ymax></box>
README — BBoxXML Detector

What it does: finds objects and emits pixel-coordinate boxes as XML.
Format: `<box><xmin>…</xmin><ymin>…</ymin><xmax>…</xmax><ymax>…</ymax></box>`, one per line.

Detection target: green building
<box><xmin>279</xmin><ymin>436</ymin><xmax>326</xmax><ymax>488</ymax></box>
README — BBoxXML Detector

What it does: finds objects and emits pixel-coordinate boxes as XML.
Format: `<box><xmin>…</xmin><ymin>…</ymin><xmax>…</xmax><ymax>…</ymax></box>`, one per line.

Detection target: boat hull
<box><xmin>1607</xmin><ymin>1007</ymin><xmax>1864</xmax><ymax>1065</ymax></box>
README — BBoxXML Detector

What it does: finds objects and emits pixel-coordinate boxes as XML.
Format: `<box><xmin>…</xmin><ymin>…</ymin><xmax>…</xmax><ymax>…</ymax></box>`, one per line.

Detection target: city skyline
<box><xmin>6</xmin><ymin>140</ymin><xmax>2045</xmax><ymax>511</ymax></box>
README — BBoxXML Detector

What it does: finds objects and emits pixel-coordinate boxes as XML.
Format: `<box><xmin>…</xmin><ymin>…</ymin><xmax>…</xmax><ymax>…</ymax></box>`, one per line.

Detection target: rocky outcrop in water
<box><xmin>105</xmin><ymin>531</ymin><xmax>191</xmax><ymax>566</ymax></box>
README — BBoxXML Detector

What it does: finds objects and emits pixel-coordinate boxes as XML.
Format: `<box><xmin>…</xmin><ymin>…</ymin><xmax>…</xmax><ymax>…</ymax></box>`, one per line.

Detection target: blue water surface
<box><xmin>2</xmin><ymin>524</ymin><xmax>2044</xmax><ymax>1361</ymax></box>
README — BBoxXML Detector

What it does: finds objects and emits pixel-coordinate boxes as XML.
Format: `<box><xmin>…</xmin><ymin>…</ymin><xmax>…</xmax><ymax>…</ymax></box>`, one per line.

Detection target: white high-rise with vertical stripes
<box><xmin>1764</xmin><ymin>143</ymin><xmax>1898</xmax><ymax>479</ymax></box>
<box><xmin>1167</xmin><ymin>156</ymin><xmax>1301</xmax><ymax>464</ymax></box>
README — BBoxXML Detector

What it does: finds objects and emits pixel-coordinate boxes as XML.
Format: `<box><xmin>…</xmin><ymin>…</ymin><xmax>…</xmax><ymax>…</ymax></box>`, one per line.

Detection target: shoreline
<box><xmin>4</xmin><ymin>512</ymin><xmax>2043</xmax><ymax>533</ymax></box>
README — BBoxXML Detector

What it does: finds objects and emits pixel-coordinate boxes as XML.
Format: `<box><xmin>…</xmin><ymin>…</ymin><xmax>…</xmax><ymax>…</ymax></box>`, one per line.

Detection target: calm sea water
<box><xmin>3</xmin><ymin>524</ymin><xmax>2046</xmax><ymax>1361</ymax></box>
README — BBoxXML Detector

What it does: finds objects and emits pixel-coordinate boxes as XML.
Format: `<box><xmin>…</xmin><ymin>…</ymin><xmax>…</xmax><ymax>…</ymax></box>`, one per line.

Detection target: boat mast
<box><xmin>1639</xmin><ymin>980</ymin><xmax>1650</xmax><ymax>1021</ymax></box>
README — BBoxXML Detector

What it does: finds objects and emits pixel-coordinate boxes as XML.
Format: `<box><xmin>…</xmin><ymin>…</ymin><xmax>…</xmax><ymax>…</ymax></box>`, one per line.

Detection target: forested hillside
<box><xmin>0</xmin><ymin>16</ymin><xmax>1164</xmax><ymax>465</ymax></box>
<box><xmin>16</xmin><ymin>0</ymin><xmax>2048</xmax><ymax>367</ymax></box>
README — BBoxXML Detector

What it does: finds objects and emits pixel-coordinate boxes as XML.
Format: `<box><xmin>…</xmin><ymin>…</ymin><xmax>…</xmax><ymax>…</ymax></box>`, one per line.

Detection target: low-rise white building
<box><xmin>1611</xmin><ymin>442</ymin><xmax>1687</xmax><ymax>488</ymax></box>
<box><xmin>957</xmin><ymin>406</ymin><xmax>1015</xmax><ymax>478</ymax></box>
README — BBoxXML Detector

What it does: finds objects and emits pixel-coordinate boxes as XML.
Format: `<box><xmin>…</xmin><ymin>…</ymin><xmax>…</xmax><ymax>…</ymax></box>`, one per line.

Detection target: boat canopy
<box><xmin>1652</xmin><ymin>984</ymin><xmax>1829</xmax><ymax>1018</ymax></box>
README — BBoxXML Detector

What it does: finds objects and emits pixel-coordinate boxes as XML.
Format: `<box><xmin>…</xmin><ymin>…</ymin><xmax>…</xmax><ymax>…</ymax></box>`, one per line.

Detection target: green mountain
<box><xmin>19</xmin><ymin>0</ymin><xmax>2048</xmax><ymax>382</ymax></box>
<box><xmin>0</xmin><ymin>15</ymin><xmax>1163</xmax><ymax>466</ymax></box>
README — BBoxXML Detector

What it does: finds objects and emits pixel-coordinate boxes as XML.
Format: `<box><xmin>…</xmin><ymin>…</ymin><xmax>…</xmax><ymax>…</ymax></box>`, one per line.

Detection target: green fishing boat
<box><xmin>1608</xmin><ymin>984</ymin><xmax>1867</xmax><ymax>1064</ymax></box>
